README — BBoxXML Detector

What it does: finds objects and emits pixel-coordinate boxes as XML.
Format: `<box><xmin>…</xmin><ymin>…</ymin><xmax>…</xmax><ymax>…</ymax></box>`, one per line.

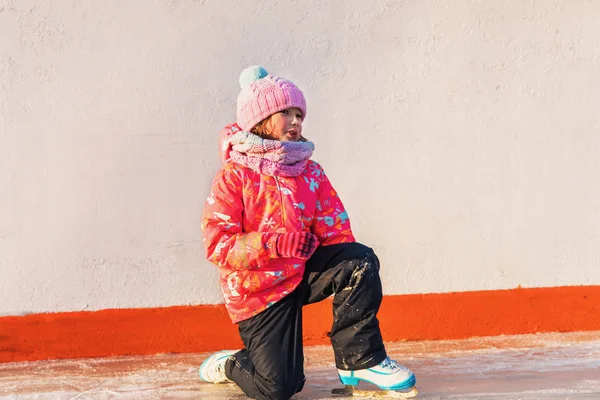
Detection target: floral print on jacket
<box><xmin>201</xmin><ymin>125</ymin><xmax>355</xmax><ymax>323</ymax></box>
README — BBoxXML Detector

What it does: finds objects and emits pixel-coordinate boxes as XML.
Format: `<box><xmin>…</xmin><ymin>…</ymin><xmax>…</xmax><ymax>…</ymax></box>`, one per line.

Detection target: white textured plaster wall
<box><xmin>1</xmin><ymin>0</ymin><xmax>599</xmax><ymax>315</ymax></box>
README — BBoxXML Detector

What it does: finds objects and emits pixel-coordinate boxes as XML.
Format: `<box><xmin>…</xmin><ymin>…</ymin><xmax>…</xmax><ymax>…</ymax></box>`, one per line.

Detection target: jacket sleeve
<box><xmin>311</xmin><ymin>165</ymin><xmax>356</xmax><ymax>246</ymax></box>
<box><xmin>202</xmin><ymin>166</ymin><xmax>279</xmax><ymax>270</ymax></box>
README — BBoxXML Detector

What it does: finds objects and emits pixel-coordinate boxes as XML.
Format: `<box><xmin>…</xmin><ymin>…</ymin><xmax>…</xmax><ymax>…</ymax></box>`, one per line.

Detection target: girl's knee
<box><xmin>352</xmin><ymin>245</ymin><xmax>380</xmax><ymax>274</ymax></box>
<box><xmin>339</xmin><ymin>242</ymin><xmax>378</xmax><ymax>265</ymax></box>
<box><xmin>260</xmin><ymin>378</ymin><xmax>304</xmax><ymax>400</ymax></box>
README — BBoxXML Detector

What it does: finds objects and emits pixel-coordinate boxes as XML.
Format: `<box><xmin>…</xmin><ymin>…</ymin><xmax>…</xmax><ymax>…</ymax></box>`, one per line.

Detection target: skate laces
<box><xmin>215</xmin><ymin>358</ymin><xmax>227</xmax><ymax>380</ymax></box>
<box><xmin>378</xmin><ymin>356</ymin><xmax>400</xmax><ymax>371</ymax></box>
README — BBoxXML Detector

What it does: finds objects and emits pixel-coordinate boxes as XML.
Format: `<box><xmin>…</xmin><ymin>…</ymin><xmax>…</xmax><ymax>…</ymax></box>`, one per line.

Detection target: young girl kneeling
<box><xmin>200</xmin><ymin>66</ymin><xmax>415</xmax><ymax>400</ymax></box>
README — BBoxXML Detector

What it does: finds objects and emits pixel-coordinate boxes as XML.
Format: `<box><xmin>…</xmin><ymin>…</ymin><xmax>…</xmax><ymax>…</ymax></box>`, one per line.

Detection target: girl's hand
<box><xmin>276</xmin><ymin>232</ymin><xmax>319</xmax><ymax>259</ymax></box>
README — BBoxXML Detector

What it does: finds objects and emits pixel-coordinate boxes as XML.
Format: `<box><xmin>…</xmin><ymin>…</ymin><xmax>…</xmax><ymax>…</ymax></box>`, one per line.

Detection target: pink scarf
<box><xmin>220</xmin><ymin>126</ymin><xmax>314</xmax><ymax>177</ymax></box>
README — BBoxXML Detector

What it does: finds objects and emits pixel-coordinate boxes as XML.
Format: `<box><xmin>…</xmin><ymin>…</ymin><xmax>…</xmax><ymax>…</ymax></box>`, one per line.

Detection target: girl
<box><xmin>199</xmin><ymin>66</ymin><xmax>415</xmax><ymax>400</ymax></box>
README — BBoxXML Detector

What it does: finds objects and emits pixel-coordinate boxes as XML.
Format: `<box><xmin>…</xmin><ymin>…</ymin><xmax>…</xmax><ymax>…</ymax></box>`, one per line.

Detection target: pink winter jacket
<box><xmin>201</xmin><ymin>124</ymin><xmax>355</xmax><ymax>323</ymax></box>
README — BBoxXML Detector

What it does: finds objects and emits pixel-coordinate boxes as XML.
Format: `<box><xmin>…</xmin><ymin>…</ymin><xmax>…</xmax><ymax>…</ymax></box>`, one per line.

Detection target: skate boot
<box><xmin>337</xmin><ymin>356</ymin><xmax>416</xmax><ymax>391</ymax></box>
<box><xmin>198</xmin><ymin>350</ymin><xmax>237</xmax><ymax>383</ymax></box>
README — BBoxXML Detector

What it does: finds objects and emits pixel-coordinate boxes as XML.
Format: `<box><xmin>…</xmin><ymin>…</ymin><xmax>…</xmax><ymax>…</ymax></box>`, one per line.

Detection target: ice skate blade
<box><xmin>331</xmin><ymin>385</ymin><xmax>418</xmax><ymax>398</ymax></box>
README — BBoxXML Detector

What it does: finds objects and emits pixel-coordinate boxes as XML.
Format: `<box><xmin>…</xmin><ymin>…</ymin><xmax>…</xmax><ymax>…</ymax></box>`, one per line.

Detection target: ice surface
<box><xmin>1</xmin><ymin>331</ymin><xmax>599</xmax><ymax>399</ymax></box>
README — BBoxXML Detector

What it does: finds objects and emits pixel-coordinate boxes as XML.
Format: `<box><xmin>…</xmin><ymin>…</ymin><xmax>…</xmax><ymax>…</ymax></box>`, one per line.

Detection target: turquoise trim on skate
<box><xmin>338</xmin><ymin>371</ymin><xmax>416</xmax><ymax>390</ymax></box>
<box><xmin>198</xmin><ymin>354</ymin><xmax>213</xmax><ymax>381</ymax></box>
<box><xmin>199</xmin><ymin>351</ymin><xmax>231</xmax><ymax>382</ymax></box>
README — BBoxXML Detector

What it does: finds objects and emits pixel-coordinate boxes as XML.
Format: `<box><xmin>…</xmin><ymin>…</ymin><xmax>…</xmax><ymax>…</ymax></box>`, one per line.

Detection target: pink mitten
<box><xmin>276</xmin><ymin>232</ymin><xmax>319</xmax><ymax>259</ymax></box>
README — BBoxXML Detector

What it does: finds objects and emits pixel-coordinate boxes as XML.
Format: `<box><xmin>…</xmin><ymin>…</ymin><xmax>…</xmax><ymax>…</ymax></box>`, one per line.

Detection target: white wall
<box><xmin>1</xmin><ymin>0</ymin><xmax>599</xmax><ymax>316</ymax></box>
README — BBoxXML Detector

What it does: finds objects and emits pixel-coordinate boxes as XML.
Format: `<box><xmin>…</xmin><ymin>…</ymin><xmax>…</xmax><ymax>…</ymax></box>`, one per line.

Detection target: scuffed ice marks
<box><xmin>0</xmin><ymin>354</ymin><xmax>242</xmax><ymax>399</ymax></box>
<box><xmin>1</xmin><ymin>326</ymin><xmax>599</xmax><ymax>399</ymax></box>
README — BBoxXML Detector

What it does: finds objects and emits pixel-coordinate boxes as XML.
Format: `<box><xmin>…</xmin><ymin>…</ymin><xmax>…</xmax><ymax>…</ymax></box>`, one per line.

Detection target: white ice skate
<box><xmin>198</xmin><ymin>350</ymin><xmax>237</xmax><ymax>384</ymax></box>
<box><xmin>333</xmin><ymin>356</ymin><xmax>417</xmax><ymax>398</ymax></box>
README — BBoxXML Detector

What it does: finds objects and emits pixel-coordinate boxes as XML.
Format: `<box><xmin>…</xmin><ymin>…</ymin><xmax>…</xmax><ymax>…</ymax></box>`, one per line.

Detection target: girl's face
<box><xmin>264</xmin><ymin>107</ymin><xmax>304</xmax><ymax>142</ymax></box>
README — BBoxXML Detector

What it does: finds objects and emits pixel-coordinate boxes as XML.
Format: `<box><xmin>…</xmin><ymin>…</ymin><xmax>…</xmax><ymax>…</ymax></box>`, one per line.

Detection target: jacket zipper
<box><xmin>274</xmin><ymin>176</ymin><xmax>286</xmax><ymax>227</ymax></box>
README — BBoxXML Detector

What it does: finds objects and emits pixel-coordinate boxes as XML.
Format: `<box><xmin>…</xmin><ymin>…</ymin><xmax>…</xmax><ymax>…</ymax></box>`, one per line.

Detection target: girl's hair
<box><xmin>250</xmin><ymin>117</ymin><xmax>273</xmax><ymax>139</ymax></box>
<box><xmin>250</xmin><ymin>113</ymin><xmax>308</xmax><ymax>142</ymax></box>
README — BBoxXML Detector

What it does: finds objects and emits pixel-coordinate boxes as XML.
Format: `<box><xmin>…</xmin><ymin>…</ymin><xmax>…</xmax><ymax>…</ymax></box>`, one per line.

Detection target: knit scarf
<box><xmin>223</xmin><ymin>130</ymin><xmax>315</xmax><ymax>177</ymax></box>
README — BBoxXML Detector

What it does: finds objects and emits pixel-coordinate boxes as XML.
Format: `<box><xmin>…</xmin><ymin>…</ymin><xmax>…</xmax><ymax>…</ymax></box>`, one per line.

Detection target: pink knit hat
<box><xmin>236</xmin><ymin>66</ymin><xmax>307</xmax><ymax>132</ymax></box>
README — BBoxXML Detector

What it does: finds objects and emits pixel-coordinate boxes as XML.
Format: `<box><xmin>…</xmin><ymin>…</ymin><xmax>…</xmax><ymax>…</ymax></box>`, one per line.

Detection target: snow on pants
<box><xmin>224</xmin><ymin>242</ymin><xmax>388</xmax><ymax>400</ymax></box>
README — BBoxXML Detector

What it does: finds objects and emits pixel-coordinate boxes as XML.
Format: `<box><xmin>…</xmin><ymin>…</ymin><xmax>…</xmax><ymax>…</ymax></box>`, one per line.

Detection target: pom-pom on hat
<box><xmin>236</xmin><ymin>66</ymin><xmax>307</xmax><ymax>132</ymax></box>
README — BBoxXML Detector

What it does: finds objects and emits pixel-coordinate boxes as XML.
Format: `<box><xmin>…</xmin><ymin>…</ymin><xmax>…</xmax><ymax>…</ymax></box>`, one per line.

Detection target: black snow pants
<box><xmin>223</xmin><ymin>242</ymin><xmax>388</xmax><ymax>400</ymax></box>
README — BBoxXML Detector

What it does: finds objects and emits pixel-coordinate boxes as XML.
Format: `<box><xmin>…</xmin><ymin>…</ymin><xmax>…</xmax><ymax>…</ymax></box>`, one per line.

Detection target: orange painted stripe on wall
<box><xmin>1</xmin><ymin>285</ymin><xmax>599</xmax><ymax>363</ymax></box>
